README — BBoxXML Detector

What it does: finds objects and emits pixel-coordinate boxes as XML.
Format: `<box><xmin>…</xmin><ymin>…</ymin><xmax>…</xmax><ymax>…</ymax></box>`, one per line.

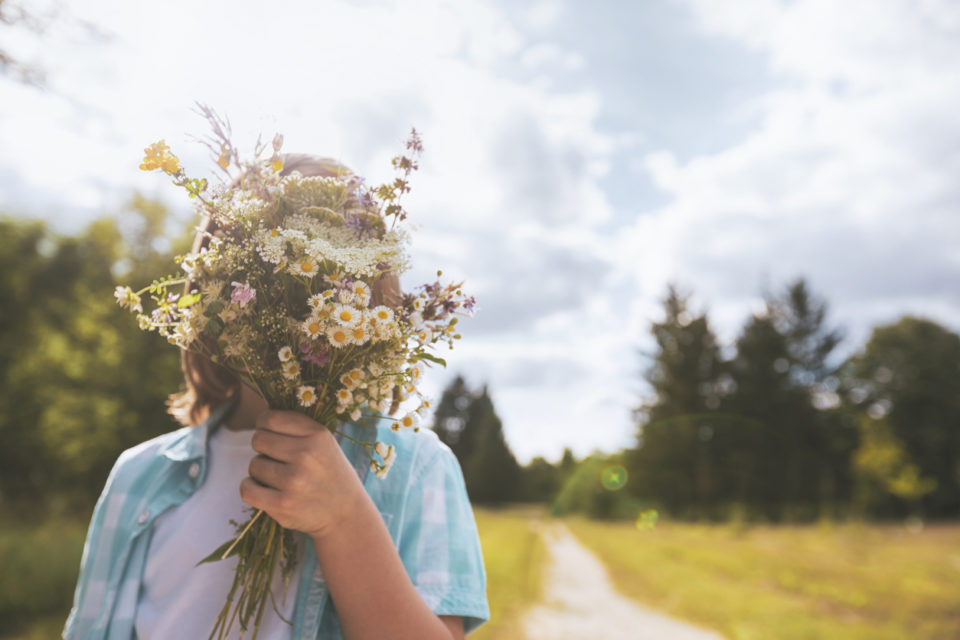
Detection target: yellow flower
<box><xmin>270</xmin><ymin>159</ymin><xmax>284</xmax><ymax>172</ymax></box>
<box><xmin>217</xmin><ymin>145</ymin><xmax>230</xmax><ymax>169</ymax></box>
<box><xmin>139</xmin><ymin>140</ymin><xmax>182</xmax><ymax>174</ymax></box>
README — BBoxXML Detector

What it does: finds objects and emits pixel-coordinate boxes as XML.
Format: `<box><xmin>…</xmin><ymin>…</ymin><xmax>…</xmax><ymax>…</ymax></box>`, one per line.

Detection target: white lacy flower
<box><xmin>114</xmin><ymin>286</ymin><xmax>142</xmax><ymax>313</ymax></box>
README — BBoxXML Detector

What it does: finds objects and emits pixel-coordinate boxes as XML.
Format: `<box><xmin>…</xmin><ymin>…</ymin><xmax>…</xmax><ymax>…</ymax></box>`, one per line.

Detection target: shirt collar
<box><xmin>159</xmin><ymin>396</ymin><xmax>238</xmax><ymax>462</ymax></box>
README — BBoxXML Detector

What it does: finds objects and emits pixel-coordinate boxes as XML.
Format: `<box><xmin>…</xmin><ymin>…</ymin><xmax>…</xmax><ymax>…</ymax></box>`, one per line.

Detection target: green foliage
<box><xmin>552</xmin><ymin>453</ymin><xmax>643</xmax><ymax>519</ymax></box>
<box><xmin>628</xmin><ymin>279</ymin><xmax>859</xmax><ymax>522</ymax></box>
<box><xmin>843</xmin><ymin>316</ymin><xmax>960</xmax><ymax>517</ymax></box>
<box><xmin>0</xmin><ymin>198</ymin><xmax>191</xmax><ymax>517</ymax></box>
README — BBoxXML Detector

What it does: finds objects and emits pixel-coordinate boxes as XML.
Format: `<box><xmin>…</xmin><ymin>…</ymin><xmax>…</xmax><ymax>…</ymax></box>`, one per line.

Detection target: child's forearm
<box><xmin>310</xmin><ymin>491</ymin><xmax>460</xmax><ymax>640</ymax></box>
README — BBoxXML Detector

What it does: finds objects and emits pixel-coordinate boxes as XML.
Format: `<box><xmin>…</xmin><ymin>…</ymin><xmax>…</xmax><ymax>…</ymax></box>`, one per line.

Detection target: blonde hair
<box><xmin>167</xmin><ymin>154</ymin><xmax>403</xmax><ymax>426</ymax></box>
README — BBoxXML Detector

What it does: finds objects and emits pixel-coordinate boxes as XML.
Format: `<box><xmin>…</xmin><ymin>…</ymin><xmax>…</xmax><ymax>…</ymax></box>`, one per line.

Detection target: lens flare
<box><xmin>600</xmin><ymin>464</ymin><xmax>628</xmax><ymax>491</ymax></box>
<box><xmin>636</xmin><ymin>509</ymin><xmax>659</xmax><ymax>530</ymax></box>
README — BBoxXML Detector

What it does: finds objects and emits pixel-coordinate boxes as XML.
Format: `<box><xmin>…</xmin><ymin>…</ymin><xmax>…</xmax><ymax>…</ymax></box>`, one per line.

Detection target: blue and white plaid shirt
<box><xmin>63</xmin><ymin>401</ymin><xmax>489</xmax><ymax>639</ymax></box>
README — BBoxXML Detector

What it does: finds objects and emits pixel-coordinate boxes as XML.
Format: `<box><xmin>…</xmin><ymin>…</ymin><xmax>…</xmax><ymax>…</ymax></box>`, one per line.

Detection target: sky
<box><xmin>1</xmin><ymin>0</ymin><xmax>958</xmax><ymax>462</ymax></box>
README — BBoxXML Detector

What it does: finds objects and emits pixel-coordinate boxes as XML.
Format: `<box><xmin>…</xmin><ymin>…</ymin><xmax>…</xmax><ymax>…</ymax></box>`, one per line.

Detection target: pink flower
<box><xmin>230</xmin><ymin>281</ymin><xmax>256</xmax><ymax>308</ymax></box>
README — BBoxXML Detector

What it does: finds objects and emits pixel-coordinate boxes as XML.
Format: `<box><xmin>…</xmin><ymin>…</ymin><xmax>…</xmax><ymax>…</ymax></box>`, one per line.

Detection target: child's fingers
<box><xmin>251</xmin><ymin>428</ymin><xmax>301</xmax><ymax>462</ymax></box>
<box><xmin>248</xmin><ymin>454</ymin><xmax>290</xmax><ymax>491</ymax></box>
<box><xmin>255</xmin><ymin>410</ymin><xmax>318</xmax><ymax>436</ymax></box>
<box><xmin>239</xmin><ymin>476</ymin><xmax>281</xmax><ymax>512</ymax></box>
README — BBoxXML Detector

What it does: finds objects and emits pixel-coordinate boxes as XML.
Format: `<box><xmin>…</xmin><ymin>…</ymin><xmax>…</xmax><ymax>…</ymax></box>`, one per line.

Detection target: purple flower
<box><xmin>300</xmin><ymin>343</ymin><xmax>330</xmax><ymax>367</ymax></box>
<box><xmin>230</xmin><ymin>281</ymin><xmax>256</xmax><ymax>308</ymax></box>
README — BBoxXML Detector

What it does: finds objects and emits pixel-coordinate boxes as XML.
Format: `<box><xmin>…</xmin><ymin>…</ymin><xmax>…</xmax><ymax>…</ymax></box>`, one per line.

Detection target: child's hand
<box><xmin>240</xmin><ymin>410</ymin><xmax>368</xmax><ymax>540</ymax></box>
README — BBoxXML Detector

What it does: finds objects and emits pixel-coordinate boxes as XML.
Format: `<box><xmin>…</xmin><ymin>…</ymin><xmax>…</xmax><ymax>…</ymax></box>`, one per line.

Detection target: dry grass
<box><xmin>567</xmin><ymin>517</ymin><xmax>960</xmax><ymax>640</ymax></box>
<box><xmin>471</xmin><ymin>506</ymin><xmax>546</xmax><ymax>640</ymax></box>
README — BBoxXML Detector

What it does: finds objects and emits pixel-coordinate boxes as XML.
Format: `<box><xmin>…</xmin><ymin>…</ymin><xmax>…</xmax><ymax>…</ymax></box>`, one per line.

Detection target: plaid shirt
<box><xmin>63</xmin><ymin>401</ymin><xmax>489</xmax><ymax>639</ymax></box>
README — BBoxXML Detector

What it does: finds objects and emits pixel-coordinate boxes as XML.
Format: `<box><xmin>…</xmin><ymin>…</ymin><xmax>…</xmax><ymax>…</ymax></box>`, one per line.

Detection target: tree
<box><xmin>635</xmin><ymin>285</ymin><xmax>725</xmax><ymax>425</ymax></box>
<box><xmin>461</xmin><ymin>387</ymin><xmax>522</xmax><ymax>504</ymax></box>
<box><xmin>626</xmin><ymin>285</ymin><xmax>731</xmax><ymax>518</ymax></box>
<box><xmin>430</xmin><ymin>377</ymin><xmax>522</xmax><ymax>504</ymax></box>
<box><xmin>431</xmin><ymin>374</ymin><xmax>474</xmax><ymax>460</ymax></box>
<box><xmin>843</xmin><ymin>316</ymin><xmax>960</xmax><ymax>517</ymax></box>
<box><xmin>0</xmin><ymin>198</ymin><xmax>191</xmax><ymax>517</ymax></box>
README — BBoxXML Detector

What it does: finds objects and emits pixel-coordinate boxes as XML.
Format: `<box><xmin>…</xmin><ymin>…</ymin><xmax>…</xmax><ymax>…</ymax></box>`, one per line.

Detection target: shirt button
<box><xmin>137</xmin><ymin>509</ymin><xmax>150</xmax><ymax>525</ymax></box>
<box><xmin>188</xmin><ymin>462</ymin><xmax>200</xmax><ymax>479</ymax></box>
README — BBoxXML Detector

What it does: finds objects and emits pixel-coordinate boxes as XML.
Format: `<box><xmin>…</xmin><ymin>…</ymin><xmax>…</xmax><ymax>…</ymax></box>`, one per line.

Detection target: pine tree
<box><xmin>462</xmin><ymin>387</ymin><xmax>522</xmax><ymax>504</ymax></box>
<box><xmin>430</xmin><ymin>374</ymin><xmax>475</xmax><ymax>462</ymax></box>
<box><xmin>636</xmin><ymin>284</ymin><xmax>725</xmax><ymax>425</ymax></box>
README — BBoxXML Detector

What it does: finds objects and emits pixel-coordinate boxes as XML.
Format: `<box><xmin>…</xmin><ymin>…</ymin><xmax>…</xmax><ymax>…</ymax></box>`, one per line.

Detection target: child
<box><xmin>63</xmin><ymin>156</ymin><xmax>490</xmax><ymax>639</ymax></box>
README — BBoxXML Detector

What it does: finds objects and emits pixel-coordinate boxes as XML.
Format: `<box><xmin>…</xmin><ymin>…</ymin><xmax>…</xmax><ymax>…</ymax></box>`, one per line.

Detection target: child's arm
<box><xmin>240</xmin><ymin>410</ymin><xmax>463</xmax><ymax>640</ymax></box>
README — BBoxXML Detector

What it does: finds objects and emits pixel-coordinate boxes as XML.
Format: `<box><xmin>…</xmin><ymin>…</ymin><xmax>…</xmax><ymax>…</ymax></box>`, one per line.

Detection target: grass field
<box><xmin>567</xmin><ymin>517</ymin><xmax>960</xmax><ymax>640</ymax></box>
<box><xmin>471</xmin><ymin>506</ymin><xmax>546</xmax><ymax>640</ymax></box>
<box><xmin>0</xmin><ymin>507</ymin><xmax>546</xmax><ymax>640</ymax></box>
<box><xmin>4</xmin><ymin>510</ymin><xmax>959</xmax><ymax>640</ymax></box>
<box><xmin>0</xmin><ymin>519</ymin><xmax>86</xmax><ymax>639</ymax></box>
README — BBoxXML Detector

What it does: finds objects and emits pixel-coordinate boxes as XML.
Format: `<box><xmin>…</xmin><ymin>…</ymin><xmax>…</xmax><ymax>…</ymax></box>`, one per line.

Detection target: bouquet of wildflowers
<box><xmin>116</xmin><ymin>105</ymin><xmax>475</xmax><ymax>639</ymax></box>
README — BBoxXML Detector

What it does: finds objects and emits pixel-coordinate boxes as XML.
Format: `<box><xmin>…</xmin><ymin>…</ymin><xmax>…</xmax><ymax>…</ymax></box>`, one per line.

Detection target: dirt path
<box><xmin>523</xmin><ymin>523</ymin><xmax>726</xmax><ymax>640</ymax></box>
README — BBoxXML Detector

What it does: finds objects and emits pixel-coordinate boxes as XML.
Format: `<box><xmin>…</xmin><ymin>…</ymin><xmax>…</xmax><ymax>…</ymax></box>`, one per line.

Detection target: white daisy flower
<box><xmin>333</xmin><ymin>304</ymin><xmax>361</xmax><ymax>327</ymax></box>
<box><xmin>347</xmin><ymin>368</ymin><xmax>364</xmax><ymax>384</ymax></box>
<box><xmin>414</xmin><ymin>326</ymin><xmax>433</xmax><ymax>343</ymax></box>
<box><xmin>351</xmin><ymin>280</ymin><xmax>371</xmax><ymax>307</ymax></box>
<box><xmin>397</xmin><ymin>412</ymin><xmax>421</xmax><ymax>431</ymax></box>
<box><xmin>297</xmin><ymin>385</ymin><xmax>317</xmax><ymax>407</ymax></box>
<box><xmin>302</xmin><ymin>318</ymin><xmax>324</xmax><ymax>339</ymax></box>
<box><xmin>408</xmin><ymin>362</ymin><xmax>425</xmax><ymax>383</ymax></box>
<box><xmin>371</xmin><ymin>305</ymin><xmax>394</xmax><ymax>324</ymax></box>
<box><xmin>336</xmin><ymin>388</ymin><xmax>353</xmax><ymax>405</ymax></box>
<box><xmin>327</xmin><ymin>325</ymin><xmax>352</xmax><ymax>348</ymax></box>
<box><xmin>320</xmin><ymin>289</ymin><xmax>337</xmax><ymax>302</ymax></box>
<box><xmin>307</xmin><ymin>293</ymin><xmax>326</xmax><ymax>311</ymax></box>
<box><xmin>282</xmin><ymin>361</ymin><xmax>300</xmax><ymax>380</ymax></box>
<box><xmin>278</xmin><ymin>346</ymin><xmax>294</xmax><ymax>362</ymax></box>
<box><xmin>350</xmin><ymin>324</ymin><xmax>370</xmax><ymax>346</ymax></box>
<box><xmin>349</xmin><ymin>408</ymin><xmax>362</xmax><ymax>422</ymax></box>
<box><xmin>408</xmin><ymin>311</ymin><xmax>424</xmax><ymax>328</ymax></box>
<box><xmin>340</xmin><ymin>372</ymin><xmax>357</xmax><ymax>389</ymax></box>
<box><xmin>412</xmin><ymin>297</ymin><xmax>424</xmax><ymax>311</ymax></box>
<box><xmin>289</xmin><ymin>258</ymin><xmax>319</xmax><ymax>278</ymax></box>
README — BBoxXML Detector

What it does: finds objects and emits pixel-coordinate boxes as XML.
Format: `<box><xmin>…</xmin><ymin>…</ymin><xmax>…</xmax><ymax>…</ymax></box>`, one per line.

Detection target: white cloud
<box><xmin>0</xmin><ymin>0</ymin><xmax>620</xmax><ymax>460</ymax></box>
<box><xmin>618</xmin><ymin>0</ymin><xmax>960</xmax><ymax>346</ymax></box>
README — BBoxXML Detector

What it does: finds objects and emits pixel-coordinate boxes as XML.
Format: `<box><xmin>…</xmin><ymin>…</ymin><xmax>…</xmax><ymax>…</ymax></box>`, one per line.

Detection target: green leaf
<box><xmin>416</xmin><ymin>351</ymin><xmax>447</xmax><ymax>367</ymax></box>
<box><xmin>196</xmin><ymin>537</ymin><xmax>240</xmax><ymax>566</ymax></box>
<box><xmin>205</xmin><ymin>299</ymin><xmax>225</xmax><ymax>316</ymax></box>
<box><xmin>204</xmin><ymin>316</ymin><xmax>224</xmax><ymax>337</ymax></box>
<box><xmin>177</xmin><ymin>292</ymin><xmax>202</xmax><ymax>309</ymax></box>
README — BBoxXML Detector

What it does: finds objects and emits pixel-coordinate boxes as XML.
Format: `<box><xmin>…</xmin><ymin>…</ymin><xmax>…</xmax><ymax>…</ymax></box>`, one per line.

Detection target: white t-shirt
<box><xmin>135</xmin><ymin>425</ymin><xmax>303</xmax><ymax>639</ymax></box>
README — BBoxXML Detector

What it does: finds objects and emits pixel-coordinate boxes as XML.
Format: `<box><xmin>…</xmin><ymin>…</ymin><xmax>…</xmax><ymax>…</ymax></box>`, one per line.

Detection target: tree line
<box><xmin>430</xmin><ymin>281</ymin><xmax>960</xmax><ymax>523</ymax></box>
<box><xmin>2</xmin><ymin>205</ymin><xmax>957</xmax><ymax>524</ymax></box>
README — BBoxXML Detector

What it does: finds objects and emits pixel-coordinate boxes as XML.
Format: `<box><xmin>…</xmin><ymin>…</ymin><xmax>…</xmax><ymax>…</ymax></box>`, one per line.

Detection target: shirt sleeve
<box><xmin>62</xmin><ymin>454</ymin><xmax>122</xmax><ymax>639</ymax></box>
<box><xmin>397</xmin><ymin>443</ymin><xmax>490</xmax><ymax>634</ymax></box>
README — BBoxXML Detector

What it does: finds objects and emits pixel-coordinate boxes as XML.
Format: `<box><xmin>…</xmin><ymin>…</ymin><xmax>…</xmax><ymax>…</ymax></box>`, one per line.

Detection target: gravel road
<box><xmin>523</xmin><ymin>523</ymin><xmax>726</xmax><ymax>640</ymax></box>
